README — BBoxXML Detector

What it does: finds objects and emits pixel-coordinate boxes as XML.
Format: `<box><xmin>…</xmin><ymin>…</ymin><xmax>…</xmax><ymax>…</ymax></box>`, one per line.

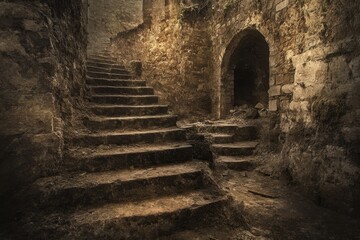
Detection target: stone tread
<box><xmin>216</xmin><ymin>156</ymin><xmax>256</xmax><ymax>163</ymax></box>
<box><xmin>212</xmin><ymin>141</ymin><xmax>259</xmax><ymax>149</ymax></box>
<box><xmin>91</xmin><ymin>94</ymin><xmax>157</xmax><ymax>98</ymax></box>
<box><xmin>33</xmin><ymin>162</ymin><xmax>203</xmax><ymax>191</ymax></box>
<box><xmin>73</xmin><ymin>127</ymin><xmax>184</xmax><ymax>137</ymax></box>
<box><xmin>72</xmin><ymin>189</ymin><xmax>225</xmax><ymax>222</ymax></box>
<box><xmin>69</xmin><ymin>143</ymin><xmax>193</xmax><ymax>159</ymax></box>
<box><xmin>208</xmin><ymin>133</ymin><xmax>234</xmax><ymax>138</ymax></box>
<box><xmin>86</xmin><ymin>76</ymin><xmax>143</xmax><ymax>81</ymax></box>
<box><xmin>87</xmin><ymin>71</ymin><xmax>131</xmax><ymax>77</ymax></box>
<box><xmin>88</xmin><ymin>114</ymin><xmax>177</xmax><ymax>121</ymax></box>
<box><xmin>89</xmin><ymin>104</ymin><xmax>168</xmax><ymax>108</ymax></box>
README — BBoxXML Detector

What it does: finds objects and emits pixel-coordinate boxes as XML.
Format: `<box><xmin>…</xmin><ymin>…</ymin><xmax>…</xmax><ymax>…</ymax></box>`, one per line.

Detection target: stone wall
<box><xmin>0</xmin><ymin>0</ymin><xmax>87</xmax><ymax>212</ymax></box>
<box><xmin>112</xmin><ymin>0</ymin><xmax>213</xmax><ymax>119</ymax></box>
<box><xmin>87</xmin><ymin>0</ymin><xmax>143</xmax><ymax>52</ymax></box>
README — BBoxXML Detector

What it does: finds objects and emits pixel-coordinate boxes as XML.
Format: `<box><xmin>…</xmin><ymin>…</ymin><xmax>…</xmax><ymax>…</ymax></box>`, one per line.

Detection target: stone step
<box><xmin>65</xmin><ymin>143</ymin><xmax>193</xmax><ymax>172</ymax></box>
<box><xmin>86</xmin><ymin>61</ymin><xmax>126</xmax><ymax>69</ymax></box>
<box><xmin>196</xmin><ymin>124</ymin><xmax>238</xmax><ymax>134</ymax></box>
<box><xmin>89</xmin><ymin>86</ymin><xmax>154</xmax><ymax>95</ymax></box>
<box><xmin>212</xmin><ymin>141</ymin><xmax>258</xmax><ymax>156</ymax></box>
<box><xmin>90</xmin><ymin>94</ymin><xmax>158</xmax><ymax>105</ymax></box>
<box><xmin>87</xmin><ymin>78</ymin><xmax>146</xmax><ymax>87</ymax></box>
<box><xmin>31</xmin><ymin>163</ymin><xmax>205</xmax><ymax>209</ymax></box>
<box><xmin>215</xmin><ymin>156</ymin><xmax>256</xmax><ymax>171</ymax></box>
<box><xmin>69</xmin><ymin>128</ymin><xmax>186</xmax><ymax>147</ymax></box>
<box><xmin>26</xmin><ymin>190</ymin><xmax>227</xmax><ymax>239</ymax></box>
<box><xmin>90</xmin><ymin>104</ymin><xmax>169</xmax><ymax>117</ymax></box>
<box><xmin>87</xmin><ymin>57</ymin><xmax>118</xmax><ymax>65</ymax></box>
<box><xmin>86</xmin><ymin>66</ymin><xmax>129</xmax><ymax>75</ymax></box>
<box><xmin>87</xmin><ymin>55</ymin><xmax>117</xmax><ymax>61</ymax></box>
<box><xmin>84</xmin><ymin>115</ymin><xmax>178</xmax><ymax>131</ymax></box>
<box><xmin>87</xmin><ymin>71</ymin><xmax>132</xmax><ymax>80</ymax></box>
<box><xmin>206</xmin><ymin>133</ymin><xmax>234</xmax><ymax>144</ymax></box>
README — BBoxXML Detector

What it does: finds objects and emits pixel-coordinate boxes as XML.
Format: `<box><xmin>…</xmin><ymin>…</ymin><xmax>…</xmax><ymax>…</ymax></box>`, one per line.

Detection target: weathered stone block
<box><xmin>269</xmin><ymin>99</ymin><xmax>279</xmax><ymax>112</ymax></box>
<box><xmin>276</xmin><ymin>0</ymin><xmax>289</xmax><ymax>12</ymax></box>
<box><xmin>268</xmin><ymin>85</ymin><xmax>282</xmax><ymax>97</ymax></box>
<box><xmin>282</xmin><ymin>84</ymin><xmax>294</xmax><ymax>94</ymax></box>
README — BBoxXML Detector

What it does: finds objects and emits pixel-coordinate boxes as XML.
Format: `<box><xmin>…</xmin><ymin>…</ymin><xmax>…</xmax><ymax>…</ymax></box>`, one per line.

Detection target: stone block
<box><xmin>276</xmin><ymin>0</ymin><xmax>289</xmax><ymax>11</ymax></box>
<box><xmin>268</xmin><ymin>85</ymin><xmax>282</xmax><ymax>97</ymax></box>
<box><xmin>282</xmin><ymin>84</ymin><xmax>294</xmax><ymax>94</ymax></box>
<box><xmin>269</xmin><ymin>99</ymin><xmax>279</xmax><ymax>112</ymax></box>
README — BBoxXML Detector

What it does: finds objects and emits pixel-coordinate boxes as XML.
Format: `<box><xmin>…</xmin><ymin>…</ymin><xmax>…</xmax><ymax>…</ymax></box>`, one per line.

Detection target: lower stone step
<box><xmin>86</xmin><ymin>66</ymin><xmax>129</xmax><ymax>75</ymax></box>
<box><xmin>206</xmin><ymin>133</ymin><xmax>234</xmax><ymax>144</ymax></box>
<box><xmin>87</xmin><ymin>71</ymin><xmax>132</xmax><ymax>80</ymax></box>
<box><xmin>89</xmin><ymin>86</ymin><xmax>154</xmax><ymax>95</ymax></box>
<box><xmin>212</xmin><ymin>141</ymin><xmax>258</xmax><ymax>156</ymax></box>
<box><xmin>90</xmin><ymin>95</ymin><xmax>159</xmax><ymax>105</ymax></box>
<box><xmin>86</xmin><ymin>61</ymin><xmax>125</xmax><ymax>70</ymax></box>
<box><xmin>23</xmin><ymin>190</ymin><xmax>228</xmax><ymax>240</ymax></box>
<box><xmin>66</xmin><ymin>143</ymin><xmax>193</xmax><ymax>172</ymax></box>
<box><xmin>30</xmin><ymin>162</ymin><xmax>205</xmax><ymax>209</ymax></box>
<box><xmin>90</xmin><ymin>104</ymin><xmax>169</xmax><ymax>117</ymax></box>
<box><xmin>84</xmin><ymin>115</ymin><xmax>177</xmax><ymax>131</ymax></box>
<box><xmin>215</xmin><ymin>156</ymin><xmax>256</xmax><ymax>171</ymax></box>
<box><xmin>69</xmin><ymin>128</ymin><xmax>186</xmax><ymax>147</ymax></box>
<box><xmin>87</xmin><ymin>78</ymin><xmax>146</xmax><ymax>87</ymax></box>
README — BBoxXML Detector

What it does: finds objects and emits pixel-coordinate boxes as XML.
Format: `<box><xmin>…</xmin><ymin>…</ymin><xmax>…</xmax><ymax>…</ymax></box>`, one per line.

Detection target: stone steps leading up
<box><xmin>212</xmin><ymin>141</ymin><xmax>258</xmax><ymax>156</ymax></box>
<box><xmin>69</xmin><ymin>128</ymin><xmax>187</xmax><ymax>147</ymax></box>
<box><xmin>87</xmin><ymin>78</ymin><xmax>146</xmax><ymax>87</ymax></box>
<box><xmin>65</xmin><ymin>143</ymin><xmax>193</xmax><ymax>172</ymax></box>
<box><xmin>89</xmin><ymin>104</ymin><xmax>169</xmax><ymax>117</ymax></box>
<box><xmin>90</xmin><ymin>94</ymin><xmax>159</xmax><ymax>105</ymax></box>
<box><xmin>84</xmin><ymin>115</ymin><xmax>178</xmax><ymax>131</ymax></box>
<box><xmin>89</xmin><ymin>86</ymin><xmax>154</xmax><ymax>95</ymax></box>
<box><xmin>31</xmin><ymin>162</ymin><xmax>205</xmax><ymax>209</ymax></box>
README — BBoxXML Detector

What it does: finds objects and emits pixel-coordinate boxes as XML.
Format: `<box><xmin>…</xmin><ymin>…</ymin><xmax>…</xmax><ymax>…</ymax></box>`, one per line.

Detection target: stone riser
<box><xmin>90</xmin><ymin>105</ymin><xmax>169</xmax><ymax>117</ymax></box>
<box><xmin>212</xmin><ymin>146</ymin><xmax>255</xmax><ymax>156</ymax></box>
<box><xmin>90</xmin><ymin>86</ymin><xmax>154</xmax><ymax>95</ymax></box>
<box><xmin>87</xmin><ymin>61</ymin><xmax>125</xmax><ymax>69</ymax></box>
<box><xmin>70</xmin><ymin>129</ymin><xmax>186</xmax><ymax>147</ymax></box>
<box><xmin>235</xmin><ymin>126</ymin><xmax>258</xmax><ymax>141</ymax></box>
<box><xmin>87</xmin><ymin>71</ymin><xmax>131</xmax><ymax>79</ymax></box>
<box><xmin>90</xmin><ymin>95</ymin><xmax>159</xmax><ymax>105</ymax></box>
<box><xmin>69</xmin><ymin>198</ymin><xmax>227</xmax><ymax>240</ymax></box>
<box><xmin>32</xmin><ymin>172</ymin><xmax>204</xmax><ymax>209</ymax></box>
<box><xmin>210</xmin><ymin>135</ymin><xmax>234</xmax><ymax>144</ymax></box>
<box><xmin>65</xmin><ymin>146</ymin><xmax>193</xmax><ymax>172</ymax></box>
<box><xmin>84</xmin><ymin>115</ymin><xmax>177</xmax><ymax>131</ymax></box>
<box><xmin>87</xmin><ymin>66</ymin><xmax>129</xmax><ymax>75</ymax></box>
<box><xmin>87</xmin><ymin>58</ymin><xmax>118</xmax><ymax>64</ymax></box>
<box><xmin>87</xmin><ymin>78</ymin><xmax>146</xmax><ymax>87</ymax></box>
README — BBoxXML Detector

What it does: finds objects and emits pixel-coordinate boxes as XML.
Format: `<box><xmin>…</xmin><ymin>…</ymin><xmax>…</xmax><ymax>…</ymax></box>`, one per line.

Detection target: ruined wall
<box><xmin>113</xmin><ymin>0</ymin><xmax>213</xmax><ymax>119</ymax></box>
<box><xmin>0</xmin><ymin>0</ymin><xmax>87</xmax><ymax>209</ymax></box>
<box><xmin>87</xmin><ymin>0</ymin><xmax>143</xmax><ymax>52</ymax></box>
<box><xmin>209</xmin><ymin>0</ymin><xmax>360</xmax><ymax>216</ymax></box>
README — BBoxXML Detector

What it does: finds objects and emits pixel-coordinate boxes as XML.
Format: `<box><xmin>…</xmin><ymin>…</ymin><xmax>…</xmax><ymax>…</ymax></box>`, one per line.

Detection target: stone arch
<box><xmin>220</xmin><ymin>28</ymin><xmax>270</xmax><ymax>118</ymax></box>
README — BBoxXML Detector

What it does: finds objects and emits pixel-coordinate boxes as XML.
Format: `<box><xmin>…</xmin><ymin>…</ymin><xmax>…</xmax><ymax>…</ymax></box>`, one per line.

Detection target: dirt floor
<box><xmin>163</xmin><ymin>163</ymin><xmax>360</xmax><ymax>240</ymax></box>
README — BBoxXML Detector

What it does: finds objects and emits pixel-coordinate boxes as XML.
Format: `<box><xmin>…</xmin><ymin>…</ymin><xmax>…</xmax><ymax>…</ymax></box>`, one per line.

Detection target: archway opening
<box><xmin>220</xmin><ymin>29</ymin><xmax>269</xmax><ymax>117</ymax></box>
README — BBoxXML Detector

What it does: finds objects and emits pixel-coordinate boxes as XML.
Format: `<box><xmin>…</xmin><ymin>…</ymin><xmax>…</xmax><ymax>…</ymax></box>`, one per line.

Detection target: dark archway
<box><xmin>220</xmin><ymin>29</ymin><xmax>269</xmax><ymax>117</ymax></box>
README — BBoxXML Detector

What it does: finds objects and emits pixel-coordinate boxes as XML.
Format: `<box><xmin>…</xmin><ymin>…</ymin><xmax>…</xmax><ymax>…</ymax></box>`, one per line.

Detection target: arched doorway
<box><xmin>220</xmin><ymin>29</ymin><xmax>269</xmax><ymax>118</ymax></box>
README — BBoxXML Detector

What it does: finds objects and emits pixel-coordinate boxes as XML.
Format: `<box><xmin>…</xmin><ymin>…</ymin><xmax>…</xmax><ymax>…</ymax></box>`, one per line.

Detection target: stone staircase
<box><xmin>21</xmin><ymin>52</ymin><xmax>230</xmax><ymax>239</ymax></box>
<box><xmin>185</xmin><ymin>122</ymin><xmax>259</xmax><ymax>171</ymax></box>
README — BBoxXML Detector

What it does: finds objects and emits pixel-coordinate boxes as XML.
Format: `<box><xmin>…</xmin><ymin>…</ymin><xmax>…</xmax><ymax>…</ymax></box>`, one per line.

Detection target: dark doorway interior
<box><xmin>231</xmin><ymin>30</ymin><xmax>269</xmax><ymax>107</ymax></box>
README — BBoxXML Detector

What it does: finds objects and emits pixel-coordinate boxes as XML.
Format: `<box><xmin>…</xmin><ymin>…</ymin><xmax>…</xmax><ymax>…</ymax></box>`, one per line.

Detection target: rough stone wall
<box><xmin>113</xmin><ymin>0</ymin><xmax>213</xmax><ymax>119</ymax></box>
<box><xmin>209</xmin><ymin>0</ymin><xmax>360</xmax><ymax>216</ymax></box>
<box><xmin>0</xmin><ymin>0</ymin><xmax>87</xmax><ymax>211</ymax></box>
<box><xmin>87</xmin><ymin>0</ymin><xmax>143</xmax><ymax>52</ymax></box>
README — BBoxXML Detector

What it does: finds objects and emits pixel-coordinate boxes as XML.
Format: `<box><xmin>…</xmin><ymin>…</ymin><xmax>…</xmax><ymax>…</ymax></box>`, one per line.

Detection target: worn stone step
<box><xmin>31</xmin><ymin>163</ymin><xmax>205</xmax><ymax>209</ymax></box>
<box><xmin>215</xmin><ymin>156</ymin><xmax>256</xmax><ymax>171</ymax></box>
<box><xmin>84</xmin><ymin>115</ymin><xmax>178</xmax><ymax>131</ymax></box>
<box><xmin>90</xmin><ymin>104</ymin><xmax>169</xmax><ymax>117</ymax></box>
<box><xmin>86</xmin><ymin>61</ymin><xmax>125</xmax><ymax>69</ymax></box>
<box><xmin>25</xmin><ymin>190</ymin><xmax>227</xmax><ymax>239</ymax></box>
<box><xmin>212</xmin><ymin>141</ymin><xmax>258</xmax><ymax>156</ymax></box>
<box><xmin>206</xmin><ymin>134</ymin><xmax>234</xmax><ymax>144</ymax></box>
<box><xmin>87</xmin><ymin>57</ymin><xmax>118</xmax><ymax>65</ymax></box>
<box><xmin>69</xmin><ymin>128</ymin><xmax>186</xmax><ymax>147</ymax></box>
<box><xmin>90</xmin><ymin>94</ymin><xmax>158</xmax><ymax>105</ymax></box>
<box><xmin>86</xmin><ymin>66</ymin><xmax>129</xmax><ymax>75</ymax></box>
<box><xmin>87</xmin><ymin>78</ymin><xmax>146</xmax><ymax>87</ymax></box>
<box><xmin>66</xmin><ymin>143</ymin><xmax>193</xmax><ymax>172</ymax></box>
<box><xmin>87</xmin><ymin>55</ymin><xmax>117</xmax><ymax>61</ymax></box>
<box><xmin>87</xmin><ymin>71</ymin><xmax>132</xmax><ymax>80</ymax></box>
<box><xmin>89</xmin><ymin>86</ymin><xmax>154</xmax><ymax>95</ymax></box>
